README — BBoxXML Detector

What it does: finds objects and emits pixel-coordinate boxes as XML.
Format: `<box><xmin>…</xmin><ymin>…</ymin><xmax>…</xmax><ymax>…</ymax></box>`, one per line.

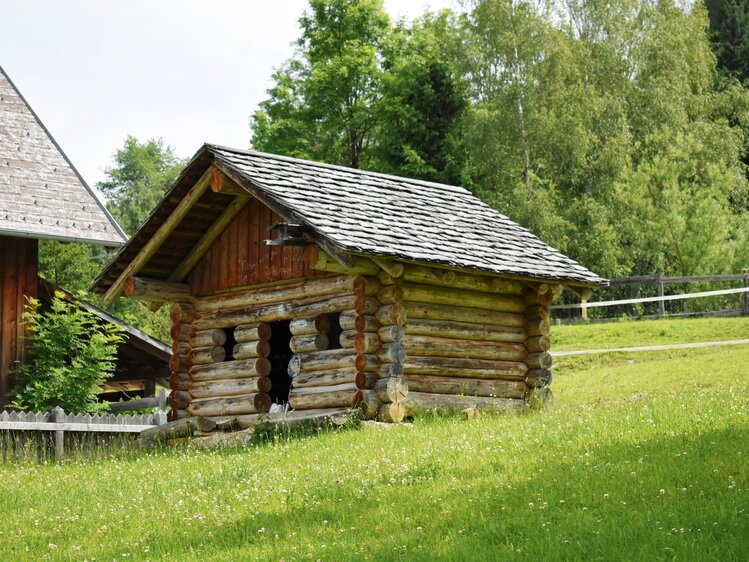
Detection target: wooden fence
<box><xmin>0</xmin><ymin>406</ymin><xmax>166</xmax><ymax>462</ymax></box>
<box><xmin>553</xmin><ymin>270</ymin><xmax>749</xmax><ymax>321</ymax></box>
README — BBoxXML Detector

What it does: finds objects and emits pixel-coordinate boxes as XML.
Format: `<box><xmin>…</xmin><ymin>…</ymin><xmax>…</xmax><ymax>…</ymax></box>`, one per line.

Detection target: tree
<box><xmin>97</xmin><ymin>136</ymin><xmax>185</xmax><ymax>236</ymax></box>
<box><xmin>374</xmin><ymin>11</ymin><xmax>468</xmax><ymax>184</ymax></box>
<box><xmin>38</xmin><ymin>241</ymin><xmax>102</xmax><ymax>293</ymax></box>
<box><xmin>459</xmin><ymin>0</ymin><xmax>749</xmax><ymax>277</ymax></box>
<box><xmin>11</xmin><ymin>291</ymin><xmax>123</xmax><ymax>414</ymax></box>
<box><xmin>252</xmin><ymin>0</ymin><xmax>390</xmax><ymax>168</ymax></box>
<box><xmin>705</xmin><ymin>0</ymin><xmax>749</xmax><ymax>81</ymax></box>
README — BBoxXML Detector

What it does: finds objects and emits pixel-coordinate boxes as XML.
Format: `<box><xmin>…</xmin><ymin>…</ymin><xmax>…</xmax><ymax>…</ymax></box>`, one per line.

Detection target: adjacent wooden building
<box><xmin>92</xmin><ymin>144</ymin><xmax>606</xmax><ymax>424</ymax></box>
<box><xmin>0</xmin><ymin>65</ymin><xmax>127</xmax><ymax>406</ymax></box>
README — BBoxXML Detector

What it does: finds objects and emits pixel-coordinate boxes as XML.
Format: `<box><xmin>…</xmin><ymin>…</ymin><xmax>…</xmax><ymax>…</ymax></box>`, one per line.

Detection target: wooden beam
<box><xmin>210</xmin><ymin>169</ymin><xmax>247</xmax><ymax>195</ymax></box>
<box><xmin>169</xmin><ymin>194</ymin><xmax>251</xmax><ymax>282</ymax></box>
<box><xmin>124</xmin><ymin>277</ymin><xmax>191</xmax><ymax>302</ymax></box>
<box><xmin>566</xmin><ymin>285</ymin><xmax>593</xmax><ymax>301</ymax></box>
<box><xmin>370</xmin><ymin>256</ymin><xmax>404</xmax><ymax>278</ymax></box>
<box><xmin>103</xmin><ymin>166</ymin><xmax>216</xmax><ymax>304</ymax></box>
<box><xmin>213</xmin><ymin>160</ymin><xmax>352</xmax><ymax>266</ymax></box>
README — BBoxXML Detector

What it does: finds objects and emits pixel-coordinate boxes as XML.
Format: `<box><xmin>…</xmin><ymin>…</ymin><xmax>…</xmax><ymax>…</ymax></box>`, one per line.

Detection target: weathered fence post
<box><xmin>158</xmin><ymin>388</ymin><xmax>167</xmax><ymax>412</ymax></box>
<box><xmin>657</xmin><ymin>272</ymin><xmax>665</xmax><ymax>317</ymax></box>
<box><xmin>743</xmin><ymin>269</ymin><xmax>748</xmax><ymax>316</ymax></box>
<box><xmin>51</xmin><ymin>406</ymin><xmax>65</xmax><ymax>462</ymax></box>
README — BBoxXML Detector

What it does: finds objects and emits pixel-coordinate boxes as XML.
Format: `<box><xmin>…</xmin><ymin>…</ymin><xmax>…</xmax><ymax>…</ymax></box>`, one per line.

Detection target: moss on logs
<box><xmin>403</xmin><ymin>356</ymin><xmax>528</xmax><ymax>379</ymax></box>
<box><xmin>402</xmin><ymin>335</ymin><xmax>526</xmax><ymax>362</ymax></box>
<box><xmin>189</xmin><ymin>358</ymin><xmax>271</xmax><ymax>382</ymax></box>
<box><xmin>378</xmin><ymin>265</ymin><xmax>525</xmax><ymax>295</ymax></box>
<box><xmin>403</xmin><ymin>392</ymin><xmax>526</xmax><ymax>417</ymax></box>
<box><xmin>403</xmin><ymin>318</ymin><xmax>526</xmax><ymax>343</ymax></box>
<box><xmin>379</xmin><ymin>284</ymin><xmax>526</xmax><ymax>314</ymax></box>
<box><xmin>287</xmin><ymin>382</ymin><xmax>358</xmax><ymax>410</ymax></box>
<box><xmin>189</xmin><ymin>376</ymin><xmax>272</xmax><ymax>399</ymax></box>
<box><xmin>188</xmin><ymin>393</ymin><xmax>272</xmax><ymax>416</ymax></box>
<box><xmin>403</xmin><ymin>302</ymin><xmax>525</xmax><ymax>327</ymax></box>
<box><xmin>402</xmin><ymin>374</ymin><xmax>526</xmax><ymax>399</ymax></box>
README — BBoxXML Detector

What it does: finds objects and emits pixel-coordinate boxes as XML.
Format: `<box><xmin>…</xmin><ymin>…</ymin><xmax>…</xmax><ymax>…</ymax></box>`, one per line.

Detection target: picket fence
<box><xmin>0</xmin><ymin>406</ymin><xmax>166</xmax><ymax>462</ymax></box>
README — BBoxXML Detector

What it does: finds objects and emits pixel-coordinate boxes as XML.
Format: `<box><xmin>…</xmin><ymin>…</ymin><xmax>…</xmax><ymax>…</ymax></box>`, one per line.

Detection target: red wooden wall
<box><xmin>0</xmin><ymin>236</ymin><xmax>38</xmax><ymax>407</ymax></box>
<box><xmin>188</xmin><ymin>198</ymin><xmax>323</xmax><ymax>295</ymax></box>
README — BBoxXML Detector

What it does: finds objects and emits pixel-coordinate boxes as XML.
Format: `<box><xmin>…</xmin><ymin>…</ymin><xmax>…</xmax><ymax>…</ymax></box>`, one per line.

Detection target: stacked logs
<box><xmin>288</xmin><ymin>277</ymin><xmax>380</xmax><ymax>412</ymax></box>
<box><xmin>187</xmin><ymin>322</ymin><xmax>272</xmax><ymax>417</ymax></box>
<box><xmin>352</xmin><ymin>278</ymin><xmax>408</xmax><ymax>422</ymax></box>
<box><xmin>377</xmin><ymin>273</ymin><xmax>531</xmax><ymax>417</ymax></box>
<box><xmin>523</xmin><ymin>284</ymin><xmax>559</xmax><ymax>408</ymax></box>
<box><xmin>168</xmin><ymin>302</ymin><xmax>194</xmax><ymax>420</ymax></box>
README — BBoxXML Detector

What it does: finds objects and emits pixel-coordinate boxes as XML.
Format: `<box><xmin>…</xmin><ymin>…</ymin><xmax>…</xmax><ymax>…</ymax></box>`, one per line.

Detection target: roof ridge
<box><xmin>205</xmin><ymin>143</ymin><xmax>472</xmax><ymax>195</ymax></box>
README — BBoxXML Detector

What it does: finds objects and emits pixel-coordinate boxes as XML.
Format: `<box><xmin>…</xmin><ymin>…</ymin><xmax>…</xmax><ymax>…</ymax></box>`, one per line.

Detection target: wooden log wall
<box><xmin>0</xmin><ymin>237</ymin><xmax>38</xmax><ymax>408</ymax></box>
<box><xmin>169</xmin><ymin>250</ymin><xmax>566</xmax><ymax>423</ymax></box>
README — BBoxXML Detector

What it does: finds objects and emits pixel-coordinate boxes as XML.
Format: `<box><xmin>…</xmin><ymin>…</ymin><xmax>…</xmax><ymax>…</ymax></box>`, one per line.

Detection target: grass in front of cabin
<box><xmin>0</xmin><ymin>319</ymin><xmax>747</xmax><ymax>561</ymax></box>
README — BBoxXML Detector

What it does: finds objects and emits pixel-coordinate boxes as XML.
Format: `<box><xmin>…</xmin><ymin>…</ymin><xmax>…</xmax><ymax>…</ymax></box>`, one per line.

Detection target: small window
<box><xmin>222</xmin><ymin>327</ymin><xmax>237</xmax><ymax>361</ymax></box>
<box><xmin>326</xmin><ymin>312</ymin><xmax>343</xmax><ymax>350</ymax></box>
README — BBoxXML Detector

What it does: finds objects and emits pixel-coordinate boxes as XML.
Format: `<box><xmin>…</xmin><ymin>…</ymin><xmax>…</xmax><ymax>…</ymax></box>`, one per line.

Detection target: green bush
<box><xmin>11</xmin><ymin>291</ymin><xmax>123</xmax><ymax>414</ymax></box>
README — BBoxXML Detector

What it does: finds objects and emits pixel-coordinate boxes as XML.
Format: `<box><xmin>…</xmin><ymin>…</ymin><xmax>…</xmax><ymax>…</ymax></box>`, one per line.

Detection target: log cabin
<box><xmin>91</xmin><ymin>144</ymin><xmax>607</xmax><ymax>424</ymax></box>
<box><xmin>0</xmin><ymin>65</ymin><xmax>128</xmax><ymax>407</ymax></box>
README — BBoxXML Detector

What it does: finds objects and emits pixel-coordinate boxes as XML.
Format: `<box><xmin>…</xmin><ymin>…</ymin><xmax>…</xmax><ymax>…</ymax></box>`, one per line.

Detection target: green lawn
<box><xmin>552</xmin><ymin>316</ymin><xmax>749</xmax><ymax>351</ymax></box>
<box><xmin>0</xmin><ymin>318</ymin><xmax>747</xmax><ymax>561</ymax></box>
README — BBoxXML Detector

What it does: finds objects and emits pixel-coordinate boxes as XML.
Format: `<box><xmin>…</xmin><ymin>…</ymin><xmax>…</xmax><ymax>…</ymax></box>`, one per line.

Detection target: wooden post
<box><xmin>657</xmin><ymin>272</ymin><xmax>665</xmax><ymax>317</ymax></box>
<box><xmin>743</xmin><ymin>269</ymin><xmax>748</xmax><ymax>316</ymax></box>
<box><xmin>581</xmin><ymin>299</ymin><xmax>588</xmax><ymax>321</ymax></box>
<box><xmin>51</xmin><ymin>406</ymin><xmax>64</xmax><ymax>462</ymax></box>
<box><xmin>157</xmin><ymin>389</ymin><xmax>167</xmax><ymax>412</ymax></box>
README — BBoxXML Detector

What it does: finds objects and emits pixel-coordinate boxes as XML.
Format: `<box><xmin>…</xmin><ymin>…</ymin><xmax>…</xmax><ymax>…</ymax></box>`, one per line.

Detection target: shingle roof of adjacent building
<box><xmin>0</xmin><ymin>66</ymin><xmax>125</xmax><ymax>246</ymax></box>
<box><xmin>209</xmin><ymin>146</ymin><xmax>606</xmax><ymax>286</ymax></box>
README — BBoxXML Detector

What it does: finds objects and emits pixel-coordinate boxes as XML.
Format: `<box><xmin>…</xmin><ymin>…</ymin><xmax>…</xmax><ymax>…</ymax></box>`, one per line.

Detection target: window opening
<box><xmin>268</xmin><ymin>320</ymin><xmax>293</xmax><ymax>405</ymax></box>
<box><xmin>326</xmin><ymin>312</ymin><xmax>343</xmax><ymax>350</ymax></box>
<box><xmin>222</xmin><ymin>327</ymin><xmax>237</xmax><ymax>361</ymax></box>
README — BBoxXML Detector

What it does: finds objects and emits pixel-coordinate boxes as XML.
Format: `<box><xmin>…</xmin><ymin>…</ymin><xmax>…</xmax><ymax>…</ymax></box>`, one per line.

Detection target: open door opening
<box><xmin>267</xmin><ymin>320</ymin><xmax>293</xmax><ymax>405</ymax></box>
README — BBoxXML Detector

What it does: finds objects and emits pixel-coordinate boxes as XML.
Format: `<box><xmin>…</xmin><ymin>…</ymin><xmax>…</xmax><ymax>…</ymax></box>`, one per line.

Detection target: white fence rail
<box><xmin>551</xmin><ymin>286</ymin><xmax>749</xmax><ymax>310</ymax></box>
<box><xmin>0</xmin><ymin>406</ymin><xmax>166</xmax><ymax>462</ymax></box>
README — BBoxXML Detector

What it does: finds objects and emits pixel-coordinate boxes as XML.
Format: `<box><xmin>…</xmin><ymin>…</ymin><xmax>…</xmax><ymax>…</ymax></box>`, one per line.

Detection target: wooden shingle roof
<box><xmin>0</xmin><ymin>66</ymin><xmax>125</xmax><ymax>246</ymax></box>
<box><xmin>92</xmin><ymin>144</ymin><xmax>605</xmax><ymax>297</ymax></box>
<box><xmin>210</xmin><ymin>146</ymin><xmax>606</xmax><ymax>286</ymax></box>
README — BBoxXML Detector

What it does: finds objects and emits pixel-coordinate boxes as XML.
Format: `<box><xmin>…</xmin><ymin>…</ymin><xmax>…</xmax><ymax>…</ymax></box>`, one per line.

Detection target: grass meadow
<box><xmin>0</xmin><ymin>317</ymin><xmax>747</xmax><ymax>561</ymax></box>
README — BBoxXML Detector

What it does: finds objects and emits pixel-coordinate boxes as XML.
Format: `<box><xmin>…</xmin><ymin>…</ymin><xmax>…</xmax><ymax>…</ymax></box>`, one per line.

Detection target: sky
<box><xmin>1</xmin><ymin>0</ymin><xmax>454</xmax><ymax>190</ymax></box>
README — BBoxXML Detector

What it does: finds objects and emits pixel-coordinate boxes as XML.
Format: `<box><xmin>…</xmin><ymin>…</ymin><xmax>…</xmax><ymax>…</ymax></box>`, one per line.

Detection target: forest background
<box><xmin>39</xmin><ymin>0</ymin><xmax>749</xmax><ymax>339</ymax></box>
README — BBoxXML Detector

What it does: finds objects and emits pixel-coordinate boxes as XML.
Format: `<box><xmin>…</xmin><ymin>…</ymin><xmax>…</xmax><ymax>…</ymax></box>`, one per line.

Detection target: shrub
<box><xmin>11</xmin><ymin>291</ymin><xmax>123</xmax><ymax>414</ymax></box>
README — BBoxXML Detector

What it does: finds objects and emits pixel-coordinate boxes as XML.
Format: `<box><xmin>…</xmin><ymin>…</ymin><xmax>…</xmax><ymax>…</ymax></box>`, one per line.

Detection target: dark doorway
<box><xmin>327</xmin><ymin>312</ymin><xmax>343</xmax><ymax>350</ymax></box>
<box><xmin>268</xmin><ymin>320</ymin><xmax>293</xmax><ymax>405</ymax></box>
